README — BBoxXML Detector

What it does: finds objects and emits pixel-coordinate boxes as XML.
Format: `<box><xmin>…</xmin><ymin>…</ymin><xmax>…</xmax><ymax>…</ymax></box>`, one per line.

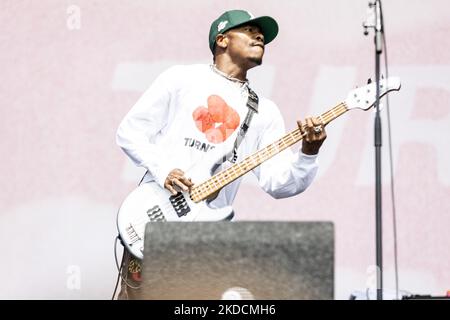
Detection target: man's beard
<box><xmin>248</xmin><ymin>55</ymin><xmax>263</xmax><ymax>66</ymax></box>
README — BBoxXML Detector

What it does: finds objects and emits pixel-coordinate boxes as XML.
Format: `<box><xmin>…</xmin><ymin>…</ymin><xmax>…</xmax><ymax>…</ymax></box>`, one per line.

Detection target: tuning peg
<box><xmin>372</xmin><ymin>103</ymin><xmax>384</xmax><ymax>113</ymax></box>
<box><xmin>367</xmin><ymin>78</ymin><xmax>372</xmax><ymax>84</ymax></box>
<box><xmin>363</xmin><ymin>26</ymin><xmax>369</xmax><ymax>36</ymax></box>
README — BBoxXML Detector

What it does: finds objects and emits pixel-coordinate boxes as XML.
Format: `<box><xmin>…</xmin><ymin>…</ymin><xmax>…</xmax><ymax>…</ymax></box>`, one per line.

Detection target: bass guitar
<box><xmin>117</xmin><ymin>77</ymin><xmax>401</xmax><ymax>259</ymax></box>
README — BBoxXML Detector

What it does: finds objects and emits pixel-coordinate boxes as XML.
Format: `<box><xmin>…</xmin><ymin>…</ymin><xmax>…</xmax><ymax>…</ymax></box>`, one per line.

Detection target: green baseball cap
<box><xmin>209</xmin><ymin>9</ymin><xmax>279</xmax><ymax>53</ymax></box>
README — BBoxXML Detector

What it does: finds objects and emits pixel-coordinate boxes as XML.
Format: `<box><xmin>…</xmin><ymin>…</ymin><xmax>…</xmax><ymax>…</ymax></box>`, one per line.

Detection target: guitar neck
<box><xmin>190</xmin><ymin>102</ymin><xmax>349</xmax><ymax>203</ymax></box>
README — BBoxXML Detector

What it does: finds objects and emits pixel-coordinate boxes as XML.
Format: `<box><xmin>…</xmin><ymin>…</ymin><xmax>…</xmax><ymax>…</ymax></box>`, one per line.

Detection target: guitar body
<box><xmin>117</xmin><ymin>182</ymin><xmax>234</xmax><ymax>259</ymax></box>
<box><xmin>117</xmin><ymin>148</ymin><xmax>236</xmax><ymax>260</ymax></box>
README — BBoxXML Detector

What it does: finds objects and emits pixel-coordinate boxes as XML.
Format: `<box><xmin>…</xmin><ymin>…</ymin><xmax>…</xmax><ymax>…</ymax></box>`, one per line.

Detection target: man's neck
<box><xmin>214</xmin><ymin>59</ymin><xmax>249</xmax><ymax>81</ymax></box>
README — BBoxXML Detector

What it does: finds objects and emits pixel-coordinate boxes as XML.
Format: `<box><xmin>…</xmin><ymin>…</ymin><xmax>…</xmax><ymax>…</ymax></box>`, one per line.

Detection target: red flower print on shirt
<box><xmin>192</xmin><ymin>95</ymin><xmax>240</xmax><ymax>143</ymax></box>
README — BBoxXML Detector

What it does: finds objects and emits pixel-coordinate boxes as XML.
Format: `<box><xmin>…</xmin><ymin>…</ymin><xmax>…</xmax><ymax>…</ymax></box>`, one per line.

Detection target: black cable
<box><xmin>380</xmin><ymin>0</ymin><xmax>400</xmax><ymax>300</ymax></box>
<box><xmin>138</xmin><ymin>171</ymin><xmax>147</xmax><ymax>186</ymax></box>
<box><xmin>112</xmin><ymin>172</ymin><xmax>147</xmax><ymax>300</ymax></box>
<box><xmin>111</xmin><ymin>235</ymin><xmax>141</xmax><ymax>300</ymax></box>
<box><xmin>111</xmin><ymin>236</ymin><xmax>123</xmax><ymax>300</ymax></box>
<box><xmin>114</xmin><ymin>235</ymin><xmax>141</xmax><ymax>290</ymax></box>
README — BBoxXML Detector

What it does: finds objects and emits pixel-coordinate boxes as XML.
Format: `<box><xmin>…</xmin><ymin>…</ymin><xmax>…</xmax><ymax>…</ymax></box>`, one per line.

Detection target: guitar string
<box><xmin>191</xmin><ymin>102</ymin><xmax>348</xmax><ymax>201</ymax></box>
<box><xmin>123</xmin><ymin>104</ymin><xmax>350</xmax><ymax>250</ymax></box>
<box><xmin>191</xmin><ymin>103</ymin><xmax>348</xmax><ymax>200</ymax></box>
<box><xmin>194</xmin><ymin>103</ymin><xmax>347</xmax><ymax>198</ymax></box>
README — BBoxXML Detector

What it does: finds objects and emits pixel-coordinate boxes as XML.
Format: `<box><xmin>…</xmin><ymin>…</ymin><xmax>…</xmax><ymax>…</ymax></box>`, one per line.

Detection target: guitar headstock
<box><xmin>345</xmin><ymin>77</ymin><xmax>401</xmax><ymax>110</ymax></box>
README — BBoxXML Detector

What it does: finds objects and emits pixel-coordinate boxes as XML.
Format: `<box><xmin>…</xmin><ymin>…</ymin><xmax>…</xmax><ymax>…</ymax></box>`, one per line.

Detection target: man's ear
<box><xmin>215</xmin><ymin>34</ymin><xmax>228</xmax><ymax>49</ymax></box>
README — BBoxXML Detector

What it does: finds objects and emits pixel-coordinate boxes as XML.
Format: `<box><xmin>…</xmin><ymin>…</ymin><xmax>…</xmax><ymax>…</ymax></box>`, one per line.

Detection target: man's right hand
<box><xmin>164</xmin><ymin>169</ymin><xmax>193</xmax><ymax>195</ymax></box>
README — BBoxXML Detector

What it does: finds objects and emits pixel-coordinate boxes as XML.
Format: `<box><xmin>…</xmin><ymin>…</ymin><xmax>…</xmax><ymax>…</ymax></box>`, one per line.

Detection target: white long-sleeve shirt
<box><xmin>116</xmin><ymin>64</ymin><xmax>319</xmax><ymax>208</ymax></box>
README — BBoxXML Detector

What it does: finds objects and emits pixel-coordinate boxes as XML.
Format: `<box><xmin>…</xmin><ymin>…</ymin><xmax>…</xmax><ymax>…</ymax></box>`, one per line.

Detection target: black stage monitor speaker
<box><xmin>140</xmin><ymin>221</ymin><xmax>334</xmax><ymax>300</ymax></box>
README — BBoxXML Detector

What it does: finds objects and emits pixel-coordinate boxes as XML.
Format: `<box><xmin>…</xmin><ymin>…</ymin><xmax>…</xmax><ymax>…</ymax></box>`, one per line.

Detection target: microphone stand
<box><xmin>363</xmin><ymin>0</ymin><xmax>384</xmax><ymax>300</ymax></box>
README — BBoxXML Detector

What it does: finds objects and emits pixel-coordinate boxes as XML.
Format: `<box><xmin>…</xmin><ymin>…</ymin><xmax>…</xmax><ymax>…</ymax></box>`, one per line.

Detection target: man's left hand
<box><xmin>297</xmin><ymin>117</ymin><xmax>327</xmax><ymax>155</ymax></box>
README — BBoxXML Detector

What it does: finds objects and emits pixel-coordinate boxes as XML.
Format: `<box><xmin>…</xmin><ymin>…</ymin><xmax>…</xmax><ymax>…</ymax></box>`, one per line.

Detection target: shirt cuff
<box><xmin>297</xmin><ymin>150</ymin><xmax>319</xmax><ymax>165</ymax></box>
<box><xmin>150</xmin><ymin>161</ymin><xmax>173</xmax><ymax>189</ymax></box>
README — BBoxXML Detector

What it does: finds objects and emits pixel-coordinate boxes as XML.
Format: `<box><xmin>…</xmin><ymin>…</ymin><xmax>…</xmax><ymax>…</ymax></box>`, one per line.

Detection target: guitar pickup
<box><xmin>147</xmin><ymin>205</ymin><xmax>166</xmax><ymax>222</ymax></box>
<box><xmin>169</xmin><ymin>193</ymin><xmax>191</xmax><ymax>217</ymax></box>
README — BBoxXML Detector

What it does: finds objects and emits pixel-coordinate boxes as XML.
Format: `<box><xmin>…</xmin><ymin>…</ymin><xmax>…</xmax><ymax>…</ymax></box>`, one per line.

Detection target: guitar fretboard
<box><xmin>189</xmin><ymin>102</ymin><xmax>349</xmax><ymax>203</ymax></box>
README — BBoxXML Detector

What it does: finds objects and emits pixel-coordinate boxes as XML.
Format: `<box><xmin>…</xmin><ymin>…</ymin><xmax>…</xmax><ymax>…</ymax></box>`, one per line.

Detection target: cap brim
<box><xmin>247</xmin><ymin>16</ymin><xmax>279</xmax><ymax>45</ymax></box>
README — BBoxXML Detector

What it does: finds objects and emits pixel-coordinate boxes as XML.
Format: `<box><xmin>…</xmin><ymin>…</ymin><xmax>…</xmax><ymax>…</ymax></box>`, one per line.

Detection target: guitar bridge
<box><xmin>125</xmin><ymin>224</ymin><xmax>140</xmax><ymax>245</ymax></box>
<box><xmin>169</xmin><ymin>192</ymin><xmax>191</xmax><ymax>217</ymax></box>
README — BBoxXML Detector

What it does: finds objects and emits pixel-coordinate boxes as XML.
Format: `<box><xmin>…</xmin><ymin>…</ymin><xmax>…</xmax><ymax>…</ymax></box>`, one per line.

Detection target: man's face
<box><xmin>223</xmin><ymin>24</ymin><xmax>265</xmax><ymax>67</ymax></box>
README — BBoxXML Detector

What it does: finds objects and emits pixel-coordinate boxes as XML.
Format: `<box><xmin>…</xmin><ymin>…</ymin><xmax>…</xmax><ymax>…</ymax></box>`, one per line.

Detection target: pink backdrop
<box><xmin>0</xmin><ymin>0</ymin><xmax>449</xmax><ymax>299</ymax></box>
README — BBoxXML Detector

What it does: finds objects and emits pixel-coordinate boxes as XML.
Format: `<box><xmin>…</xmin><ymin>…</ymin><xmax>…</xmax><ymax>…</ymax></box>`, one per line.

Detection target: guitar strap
<box><xmin>215</xmin><ymin>85</ymin><xmax>259</xmax><ymax>167</ymax></box>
